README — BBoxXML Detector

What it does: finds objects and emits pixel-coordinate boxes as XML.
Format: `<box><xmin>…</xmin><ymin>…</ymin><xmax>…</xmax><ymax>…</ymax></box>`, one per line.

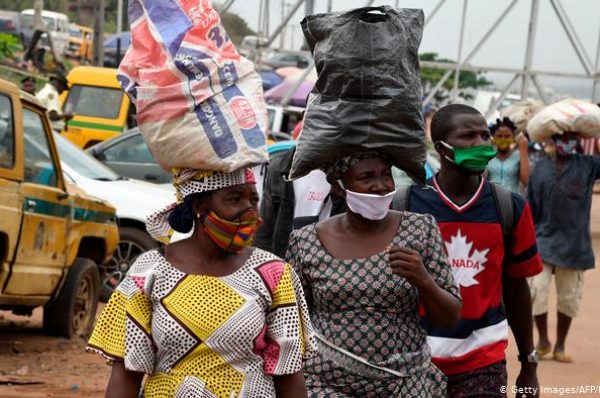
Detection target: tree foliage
<box><xmin>221</xmin><ymin>12</ymin><xmax>256</xmax><ymax>46</ymax></box>
<box><xmin>420</xmin><ymin>52</ymin><xmax>492</xmax><ymax>90</ymax></box>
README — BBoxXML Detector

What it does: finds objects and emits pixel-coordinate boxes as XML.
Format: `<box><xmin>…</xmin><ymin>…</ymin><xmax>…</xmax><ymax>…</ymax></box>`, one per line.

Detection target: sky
<box><xmin>228</xmin><ymin>0</ymin><xmax>600</xmax><ymax>99</ymax></box>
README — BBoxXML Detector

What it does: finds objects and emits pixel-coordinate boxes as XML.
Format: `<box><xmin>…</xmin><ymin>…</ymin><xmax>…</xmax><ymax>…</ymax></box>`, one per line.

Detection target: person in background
<box><xmin>397</xmin><ymin>104</ymin><xmax>542</xmax><ymax>398</ymax></box>
<box><xmin>87</xmin><ymin>167</ymin><xmax>317</xmax><ymax>397</ymax></box>
<box><xmin>36</xmin><ymin>75</ymin><xmax>73</xmax><ymax>132</ymax></box>
<box><xmin>255</xmin><ymin>146</ymin><xmax>345</xmax><ymax>258</ymax></box>
<box><xmin>527</xmin><ymin>132</ymin><xmax>600</xmax><ymax>363</ymax></box>
<box><xmin>287</xmin><ymin>152</ymin><xmax>461</xmax><ymax>397</ymax></box>
<box><xmin>487</xmin><ymin>117</ymin><xmax>530</xmax><ymax>194</ymax></box>
<box><xmin>20</xmin><ymin>76</ymin><xmax>37</xmax><ymax>95</ymax></box>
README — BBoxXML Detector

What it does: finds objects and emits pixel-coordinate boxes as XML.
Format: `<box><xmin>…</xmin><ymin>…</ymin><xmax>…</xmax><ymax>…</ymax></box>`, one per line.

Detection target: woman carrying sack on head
<box><xmin>86</xmin><ymin>167</ymin><xmax>317</xmax><ymax>398</ymax></box>
<box><xmin>285</xmin><ymin>152</ymin><xmax>462</xmax><ymax>397</ymax></box>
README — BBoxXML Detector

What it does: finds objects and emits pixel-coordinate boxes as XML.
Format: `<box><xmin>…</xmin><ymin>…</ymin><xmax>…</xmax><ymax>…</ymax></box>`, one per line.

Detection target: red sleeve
<box><xmin>504</xmin><ymin>198</ymin><xmax>543</xmax><ymax>279</ymax></box>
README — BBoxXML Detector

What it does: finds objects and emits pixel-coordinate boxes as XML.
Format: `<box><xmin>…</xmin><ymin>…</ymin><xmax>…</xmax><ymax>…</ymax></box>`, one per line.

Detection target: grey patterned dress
<box><xmin>286</xmin><ymin>211</ymin><xmax>460</xmax><ymax>398</ymax></box>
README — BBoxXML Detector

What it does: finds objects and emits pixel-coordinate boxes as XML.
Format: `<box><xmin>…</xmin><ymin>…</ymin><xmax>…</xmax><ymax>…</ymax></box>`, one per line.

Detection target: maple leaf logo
<box><xmin>444</xmin><ymin>230</ymin><xmax>489</xmax><ymax>287</ymax></box>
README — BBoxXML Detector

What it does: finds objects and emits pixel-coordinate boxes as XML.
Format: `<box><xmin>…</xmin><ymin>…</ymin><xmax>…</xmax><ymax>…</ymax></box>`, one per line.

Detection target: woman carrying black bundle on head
<box><xmin>285</xmin><ymin>152</ymin><xmax>462</xmax><ymax>397</ymax></box>
<box><xmin>86</xmin><ymin>167</ymin><xmax>317</xmax><ymax>398</ymax></box>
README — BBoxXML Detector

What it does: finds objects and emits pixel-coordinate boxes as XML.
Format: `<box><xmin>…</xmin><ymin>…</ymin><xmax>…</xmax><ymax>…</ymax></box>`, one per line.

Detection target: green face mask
<box><xmin>440</xmin><ymin>141</ymin><xmax>497</xmax><ymax>172</ymax></box>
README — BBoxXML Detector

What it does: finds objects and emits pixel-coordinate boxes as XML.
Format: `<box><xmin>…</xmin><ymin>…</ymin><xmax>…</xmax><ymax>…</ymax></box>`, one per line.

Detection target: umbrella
<box><xmin>259</xmin><ymin>69</ymin><xmax>283</xmax><ymax>91</ymax></box>
<box><xmin>264</xmin><ymin>79</ymin><xmax>315</xmax><ymax>107</ymax></box>
<box><xmin>275</xmin><ymin>66</ymin><xmax>302</xmax><ymax>78</ymax></box>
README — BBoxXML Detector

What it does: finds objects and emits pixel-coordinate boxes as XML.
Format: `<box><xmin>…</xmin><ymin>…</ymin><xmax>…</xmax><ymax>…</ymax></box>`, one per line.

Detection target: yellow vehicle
<box><xmin>67</xmin><ymin>23</ymin><xmax>93</xmax><ymax>61</ymax></box>
<box><xmin>0</xmin><ymin>79</ymin><xmax>119</xmax><ymax>338</ymax></box>
<box><xmin>60</xmin><ymin>66</ymin><xmax>136</xmax><ymax>149</ymax></box>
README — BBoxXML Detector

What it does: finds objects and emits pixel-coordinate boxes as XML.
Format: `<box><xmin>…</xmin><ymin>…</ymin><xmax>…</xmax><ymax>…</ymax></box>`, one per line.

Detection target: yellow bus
<box><xmin>60</xmin><ymin>66</ymin><xmax>135</xmax><ymax>149</ymax></box>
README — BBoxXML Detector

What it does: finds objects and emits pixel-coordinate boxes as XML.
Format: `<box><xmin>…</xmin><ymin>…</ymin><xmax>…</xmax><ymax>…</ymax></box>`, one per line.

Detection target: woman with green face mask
<box><xmin>486</xmin><ymin>117</ymin><xmax>531</xmax><ymax>194</ymax></box>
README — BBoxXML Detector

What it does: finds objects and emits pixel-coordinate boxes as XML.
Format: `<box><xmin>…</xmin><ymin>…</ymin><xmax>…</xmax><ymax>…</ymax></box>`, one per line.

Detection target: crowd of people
<box><xmin>84</xmin><ymin>101</ymin><xmax>600</xmax><ymax>398</ymax></box>
<box><xmin>79</xmin><ymin>3</ymin><xmax>600</xmax><ymax>398</ymax></box>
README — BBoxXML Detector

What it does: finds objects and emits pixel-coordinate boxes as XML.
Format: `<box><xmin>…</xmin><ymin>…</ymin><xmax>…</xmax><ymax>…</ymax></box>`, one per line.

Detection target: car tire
<box><xmin>100</xmin><ymin>227</ymin><xmax>158</xmax><ymax>302</ymax></box>
<box><xmin>43</xmin><ymin>258</ymin><xmax>100</xmax><ymax>339</ymax></box>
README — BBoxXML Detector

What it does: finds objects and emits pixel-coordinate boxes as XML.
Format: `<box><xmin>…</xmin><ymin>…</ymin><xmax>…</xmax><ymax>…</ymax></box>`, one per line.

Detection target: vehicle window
<box><xmin>0</xmin><ymin>95</ymin><xmax>14</xmax><ymax>169</ymax></box>
<box><xmin>103</xmin><ymin>134</ymin><xmax>155</xmax><ymax>163</ymax></box>
<box><xmin>63</xmin><ymin>85</ymin><xmax>124</xmax><ymax>119</ymax></box>
<box><xmin>43</xmin><ymin>16</ymin><xmax>56</xmax><ymax>30</ymax></box>
<box><xmin>21</xmin><ymin>14</ymin><xmax>55</xmax><ymax>30</ymax></box>
<box><xmin>23</xmin><ymin>109</ymin><xmax>58</xmax><ymax>187</ymax></box>
<box><xmin>53</xmin><ymin>133</ymin><xmax>119</xmax><ymax>181</ymax></box>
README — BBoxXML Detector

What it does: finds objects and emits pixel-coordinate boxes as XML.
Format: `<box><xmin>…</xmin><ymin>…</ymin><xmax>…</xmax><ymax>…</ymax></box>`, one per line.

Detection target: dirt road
<box><xmin>2</xmin><ymin>199</ymin><xmax>600</xmax><ymax>397</ymax></box>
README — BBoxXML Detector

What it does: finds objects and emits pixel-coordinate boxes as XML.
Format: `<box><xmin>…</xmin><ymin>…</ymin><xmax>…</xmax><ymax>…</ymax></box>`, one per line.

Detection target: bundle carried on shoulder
<box><xmin>527</xmin><ymin>98</ymin><xmax>600</xmax><ymax>143</ymax></box>
<box><xmin>118</xmin><ymin>0</ymin><xmax>269</xmax><ymax>173</ymax></box>
<box><xmin>501</xmin><ymin>100</ymin><xmax>544</xmax><ymax>133</ymax></box>
<box><xmin>290</xmin><ymin>6</ymin><xmax>426</xmax><ymax>182</ymax></box>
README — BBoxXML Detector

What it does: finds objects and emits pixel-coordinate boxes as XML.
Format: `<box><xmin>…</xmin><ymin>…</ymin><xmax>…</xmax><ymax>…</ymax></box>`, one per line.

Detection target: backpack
<box><xmin>391</xmin><ymin>183</ymin><xmax>515</xmax><ymax>245</ymax></box>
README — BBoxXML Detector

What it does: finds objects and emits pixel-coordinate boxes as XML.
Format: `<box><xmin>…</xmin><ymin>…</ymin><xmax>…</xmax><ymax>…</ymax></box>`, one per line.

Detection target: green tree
<box><xmin>420</xmin><ymin>52</ymin><xmax>492</xmax><ymax>89</ymax></box>
<box><xmin>221</xmin><ymin>12</ymin><xmax>256</xmax><ymax>46</ymax></box>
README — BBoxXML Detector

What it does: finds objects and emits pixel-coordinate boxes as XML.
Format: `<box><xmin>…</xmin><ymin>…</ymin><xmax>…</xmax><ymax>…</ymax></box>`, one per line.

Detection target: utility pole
<box><xmin>279</xmin><ymin>0</ymin><xmax>286</xmax><ymax>50</ymax></box>
<box><xmin>327</xmin><ymin>0</ymin><xmax>333</xmax><ymax>13</ymax></box>
<box><xmin>92</xmin><ymin>0</ymin><xmax>105</xmax><ymax>66</ymax></box>
<box><xmin>116</xmin><ymin>0</ymin><xmax>123</xmax><ymax>64</ymax></box>
<box><xmin>305</xmin><ymin>0</ymin><xmax>314</xmax><ymax>16</ymax></box>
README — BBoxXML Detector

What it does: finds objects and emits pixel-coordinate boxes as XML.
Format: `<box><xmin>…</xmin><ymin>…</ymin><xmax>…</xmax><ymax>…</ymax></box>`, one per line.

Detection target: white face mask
<box><xmin>339</xmin><ymin>181</ymin><xmax>396</xmax><ymax>220</ymax></box>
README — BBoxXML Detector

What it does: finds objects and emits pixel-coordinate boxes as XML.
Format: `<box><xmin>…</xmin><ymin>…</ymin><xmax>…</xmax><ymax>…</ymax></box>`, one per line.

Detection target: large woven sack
<box><xmin>118</xmin><ymin>0</ymin><xmax>268</xmax><ymax>172</ymax></box>
<box><xmin>501</xmin><ymin>100</ymin><xmax>544</xmax><ymax>133</ymax></box>
<box><xmin>527</xmin><ymin>99</ymin><xmax>600</xmax><ymax>143</ymax></box>
<box><xmin>290</xmin><ymin>6</ymin><xmax>426</xmax><ymax>182</ymax></box>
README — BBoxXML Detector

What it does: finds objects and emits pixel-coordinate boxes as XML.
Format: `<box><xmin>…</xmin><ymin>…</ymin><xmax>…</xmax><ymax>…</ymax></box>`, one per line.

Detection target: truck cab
<box><xmin>0</xmin><ymin>79</ymin><xmax>119</xmax><ymax>338</ymax></box>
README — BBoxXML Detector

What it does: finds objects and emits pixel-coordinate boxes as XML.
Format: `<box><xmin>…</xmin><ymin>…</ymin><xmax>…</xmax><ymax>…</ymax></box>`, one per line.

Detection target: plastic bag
<box><xmin>501</xmin><ymin>100</ymin><xmax>544</xmax><ymax>133</ymax></box>
<box><xmin>118</xmin><ymin>0</ymin><xmax>269</xmax><ymax>172</ymax></box>
<box><xmin>527</xmin><ymin>99</ymin><xmax>600</xmax><ymax>143</ymax></box>
<box><xmin>290</xmin><ymin>6</ymin><xmax>426</xmax><ymax>182</ymax></box>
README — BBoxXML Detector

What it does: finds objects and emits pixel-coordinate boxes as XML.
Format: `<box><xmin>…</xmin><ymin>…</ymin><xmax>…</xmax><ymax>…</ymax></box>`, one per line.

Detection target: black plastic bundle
<box><xmin>290</xmin><ymin>6</ymin><xmax>426</xmax><ymax>182</ymax></box>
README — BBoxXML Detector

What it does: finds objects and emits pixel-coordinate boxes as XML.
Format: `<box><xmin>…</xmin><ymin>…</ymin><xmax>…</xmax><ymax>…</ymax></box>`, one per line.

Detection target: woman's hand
<box><xmin>389</xmin><ymin>245</ymin><xmax>461</xmax><ymax>328</ymax></box>
<box><xmin>388</xmin><ymin>246</ymin><xmax>435</xmax><ymax>289</ymax></box>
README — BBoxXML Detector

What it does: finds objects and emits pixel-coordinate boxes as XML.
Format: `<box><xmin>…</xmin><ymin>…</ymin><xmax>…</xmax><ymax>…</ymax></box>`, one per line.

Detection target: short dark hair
<box><xmin>21</xmin><ymin>76</ymin><xmax>35</xmax><ymax>84</ymax></box>
<box><xmin>430</xmin><ymin>104</ymin><xmax>483</xmax><ymax>142</ymax></box>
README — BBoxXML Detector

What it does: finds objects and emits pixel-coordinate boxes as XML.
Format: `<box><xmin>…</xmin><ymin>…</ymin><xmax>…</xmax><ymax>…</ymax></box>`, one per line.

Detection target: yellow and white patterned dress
<box><xmin>87</xmin><ymin>248</ymin><xmax>317</xmax><ymax>397</ymax></box>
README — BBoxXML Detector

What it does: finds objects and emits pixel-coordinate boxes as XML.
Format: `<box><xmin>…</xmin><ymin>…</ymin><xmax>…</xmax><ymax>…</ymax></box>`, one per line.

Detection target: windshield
<box><xmin>63</xmin><ymin>85</ymin><xmax>124</xmax><ymax>119</ymax></box>
<box><xmin>53</xmin><ymin>133</ymin><xmax>120</xmax><ymax>181</ymax></box>
<box><xmin>21</xmin><ymin>14</ymin><xmax>55</xmax><ymax>30</ymax></box>
<box><xmin>69</xmin><ymin>26</ymin><xmax>81</xmax><ymax>37</ymax></box>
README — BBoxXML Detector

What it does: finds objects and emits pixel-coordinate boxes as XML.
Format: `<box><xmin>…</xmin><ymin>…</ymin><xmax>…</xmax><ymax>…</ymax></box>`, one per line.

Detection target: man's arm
<box><xmin>503</xmin><ymin>275</ymin><xmax>539</xmax><ymax>398</ymax></box>
<box><xmin>517</xmin><ymin>133</ymin><xmax>531</xmax><ymax>186</ymax></box>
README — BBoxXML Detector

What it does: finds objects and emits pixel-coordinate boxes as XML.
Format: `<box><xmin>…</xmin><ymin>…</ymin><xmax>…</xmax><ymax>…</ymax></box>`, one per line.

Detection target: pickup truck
<box><xmin>0</xmin><ymin>78</ymin><xmax>119</xmax><ymax>338</ymax></box>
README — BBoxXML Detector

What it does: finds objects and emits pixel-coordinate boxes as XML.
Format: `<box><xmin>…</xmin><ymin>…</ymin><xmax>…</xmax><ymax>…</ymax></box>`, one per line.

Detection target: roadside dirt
<box><xmin>2</xmin><ymin>199</ymin><xmax>600</xmax><ymax>397</ymax></box>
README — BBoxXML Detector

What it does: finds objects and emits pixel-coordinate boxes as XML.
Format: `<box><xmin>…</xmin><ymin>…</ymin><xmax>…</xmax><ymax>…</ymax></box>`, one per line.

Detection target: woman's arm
<box><xmin>389</xmin><ymin>246</ymin><xmax>461</xmax><ymax>328</ymax></box>
<box><xmin>273</xmin><ymin>371</ymin><xmax>308</xmax><ymax>398</ymax></box>
<box><xmin>105</xmin><ymin>361</ymin><xmax>145</xmax><ymax>398</ymax></box>
<box><xmin>517</xmin><ymin>133</ymin><xmax>531</xmax><ymax>186</ymax></box>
